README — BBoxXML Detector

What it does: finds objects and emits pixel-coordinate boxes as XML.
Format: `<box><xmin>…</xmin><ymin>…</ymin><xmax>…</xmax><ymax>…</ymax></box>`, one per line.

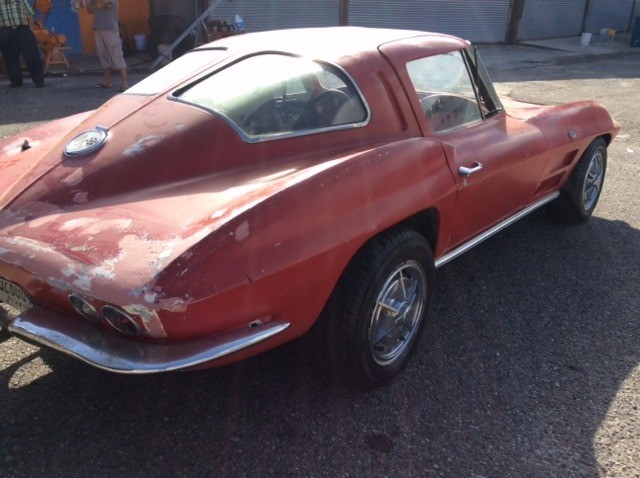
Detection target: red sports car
<box><xmin>0</xmin><ymin>27</ymin><xmax>619</xmax><ymax>384</ymax></box>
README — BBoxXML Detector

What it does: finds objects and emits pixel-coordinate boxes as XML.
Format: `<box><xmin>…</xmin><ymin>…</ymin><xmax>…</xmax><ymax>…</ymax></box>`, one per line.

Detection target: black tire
<box><xmin>312</xmin><ymin>227</ymin><xmax>435</xmax><ymax>386</ymax></box>
<box><xmin>547</xmin><ymin>138</ymin><xmax>607</xmax><ymax>224</ymax></box>
<box><xmin>0</xmin><ymin>306</ymin><xmax>11</xmax><ymax>341</ymax></box>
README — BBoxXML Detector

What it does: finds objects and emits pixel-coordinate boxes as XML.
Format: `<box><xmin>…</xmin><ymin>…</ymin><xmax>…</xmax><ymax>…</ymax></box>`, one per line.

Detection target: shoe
<box><xmin>9</xmin><ymin>83</ymin><xmax>22</xmax><ymax>88</ymax></box>
<box><xmin>35</xmin><ymin>83</ymin><xmax>44</xmax><ymax>88</ymax></box>
<box><xmin>117</xmin><ymin>86</ymin><xmax>129</xmax><ymax>92</ymax></box>
<box><xmin>93</xmin><ymin>83</ymin><xmax>112</xmax><ymax>88</ymax></box>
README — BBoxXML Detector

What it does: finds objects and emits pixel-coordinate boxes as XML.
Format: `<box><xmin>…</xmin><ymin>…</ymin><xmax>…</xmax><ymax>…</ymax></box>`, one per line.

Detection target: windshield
<box><xmin>125</xmin><ymin>49</ymin><xmax>229</xmax><ymax>96</ymax></box>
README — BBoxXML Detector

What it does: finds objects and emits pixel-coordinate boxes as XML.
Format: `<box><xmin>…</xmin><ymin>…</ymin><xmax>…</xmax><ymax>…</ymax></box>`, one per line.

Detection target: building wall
<box><xmin>517</xmin><ymin>0</ymin><xmax>588</xmax><ymax>41</ymax></box>
<box><xmin>148</xmin><ymin>0</ymin><xmax>638</xmax><ymax>45</ymax></box>
<box><xmin>207</xmin><ymin>0</ymin><xmax>340</xmax><ymax>32</ymax></box>
<box><xmin>585</xmin><ymin>0</ymin><xmax>635</xmax><ymax>34</ymax></box>
<box><xmin>151</xmin><ymin>0</ymin><xmax>197</xmax><ymax>19</ymax></box>
<box><xmin>348</xmin><ymin>0</ymin><xmax>511</xmax><ymax>43</ymax></box>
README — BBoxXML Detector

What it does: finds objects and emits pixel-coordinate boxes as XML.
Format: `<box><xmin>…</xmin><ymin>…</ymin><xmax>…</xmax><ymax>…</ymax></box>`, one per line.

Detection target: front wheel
<box><xmin>313</xmin><ymin>228</ymin><xmax>435</xmax><ymax>386</ymax></box>
<box><xmin>547</xmin><ymin>138</ymin><xmax>607</xmax><ymax>224</ymax></box>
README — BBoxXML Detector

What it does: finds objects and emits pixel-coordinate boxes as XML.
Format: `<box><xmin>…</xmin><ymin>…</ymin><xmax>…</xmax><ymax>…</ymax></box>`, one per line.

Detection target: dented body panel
<box><xmin>0</xmin><ymin>27</ymin><xmax>620</xmax><ymax>373</ymax></box>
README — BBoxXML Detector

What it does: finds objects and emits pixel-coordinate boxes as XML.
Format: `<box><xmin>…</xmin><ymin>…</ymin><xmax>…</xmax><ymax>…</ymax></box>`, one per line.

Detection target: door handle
<box><xmin>458</xmin><ymin>162</ymin><xmax>483</xmax><ymax>177</ymax></box>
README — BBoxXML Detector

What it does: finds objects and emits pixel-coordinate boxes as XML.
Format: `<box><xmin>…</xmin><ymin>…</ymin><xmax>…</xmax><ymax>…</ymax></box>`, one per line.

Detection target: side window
<box><xmin>407</xmin><ymin>52</ymin><xmax>482</xmax><ymax>133</ymax></box>
<box><xmin>175</xmin><ymin>54</ymin><xmax>367</xmax><ymax>141</ymax></box>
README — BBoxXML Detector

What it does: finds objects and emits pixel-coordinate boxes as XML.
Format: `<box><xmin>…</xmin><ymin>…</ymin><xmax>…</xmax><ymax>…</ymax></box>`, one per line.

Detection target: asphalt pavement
<box><xmin>1</xmin><ymin>34</ymin><xmax>639</xmax><ymax>477</ymax></box>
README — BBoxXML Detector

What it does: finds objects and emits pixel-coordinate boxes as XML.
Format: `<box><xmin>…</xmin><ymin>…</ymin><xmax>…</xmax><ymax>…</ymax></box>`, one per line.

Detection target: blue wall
<box><xmin>38</xmin><ymin>0</ymin><xmax>83</xmax><ymax>54</ymax></box>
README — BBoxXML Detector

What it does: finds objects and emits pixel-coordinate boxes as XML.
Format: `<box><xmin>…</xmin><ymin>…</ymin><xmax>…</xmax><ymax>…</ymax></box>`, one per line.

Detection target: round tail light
<box><xmin>102</xmin><ymin>306</ymin><xmax>141</xmax><ymax>336</ymax></box>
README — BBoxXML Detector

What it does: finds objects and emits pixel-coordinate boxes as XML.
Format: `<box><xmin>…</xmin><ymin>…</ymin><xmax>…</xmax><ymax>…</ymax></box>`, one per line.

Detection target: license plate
<box><xmin>0</xmin><ymin>277</ymin><xmax>33</xmax><ymax>312</ymax></box>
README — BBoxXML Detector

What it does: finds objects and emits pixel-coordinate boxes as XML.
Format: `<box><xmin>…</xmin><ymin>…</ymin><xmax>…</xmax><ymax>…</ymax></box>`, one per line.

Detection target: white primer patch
<box><xmin>211</xmin><ymin>208</ymin><xmax>228</xmax><ymax>219</ymax></box>
<box><xmin>63</xmin><ymin>169</ymin><xmax>84</xmax><ymax>187</ymax></box>
<box><xmin>5</xmin><ymin>236</ymin><xmax>57</xmax><ymax>255</ymax></box>
<box><xmin>57</xmin><ymin>218</ymin><xmax>133</xmax><ymax>236</ymax></box>
<box><xmin>27</xmin><ymin>214</ymin><xmax>61</xmax><ymax>229</ymax></box>
<box><xmin>122</xmin><ymin>304</ymin><xmax>167</xmax><ymax>338</ymax></box>
<box><xmin>60</xmin><ymin>218</ymin><xmax>100</xmax><ymax>232</ymax></box>
<box><xmin>73</xmin><ymin>192</ymin><xmax>89</xmax><ymax>204</ymax></box>
<box><xmin>73</xmin><ymin>275</ymin><xmax>92</xmax><ymax>290</ymax></box>
<box><xmin>1</xmin><ymin>137</ymin><xmax>41</xmax><ymax>158</ymax></box>
<box><xmin>234</xmin><ymin>220</ymin><xmax>250</xmax><ymax>241</ymax></box>
<box><xmin>123</xmin><ymin>134</ymin><xmax>164</xmax><ymax>157</ymax></box>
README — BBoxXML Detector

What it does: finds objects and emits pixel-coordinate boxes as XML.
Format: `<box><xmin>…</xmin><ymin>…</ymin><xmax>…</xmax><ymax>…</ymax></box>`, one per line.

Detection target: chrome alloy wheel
<box><xmin>582</xmin><ymin>149</ymin><xmax>605</xmax><ymax>211</ymax></box>
<box><xmin>368</xmin><ymin>260</ymin><xmax>427</xmax><ymax>366</ymax></box>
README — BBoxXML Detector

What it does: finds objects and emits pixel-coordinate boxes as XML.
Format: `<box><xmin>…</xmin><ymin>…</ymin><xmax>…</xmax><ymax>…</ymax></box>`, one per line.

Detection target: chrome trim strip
<box><xmin>8</xmin><ymin>306</ymin><xmax>290</xmax><ymax>374</ymax></box>
<box><xmin>435</xmin><ymin>192</ymin><xmax>559</xmax><ymax>269</ymax></box>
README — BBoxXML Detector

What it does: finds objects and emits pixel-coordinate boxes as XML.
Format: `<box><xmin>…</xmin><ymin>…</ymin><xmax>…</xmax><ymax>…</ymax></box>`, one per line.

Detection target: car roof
<box><xmin>195</xmin><ymin>27</ymin><xmax>469</xmax><ymax>62</ymax></box>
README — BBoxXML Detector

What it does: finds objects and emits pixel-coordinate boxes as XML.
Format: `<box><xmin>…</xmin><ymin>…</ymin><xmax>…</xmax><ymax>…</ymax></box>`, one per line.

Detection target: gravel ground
<box><xmin>0</xmin><ymin>46</ymin><xmax>639</xmax><ymax>477</ymax></box>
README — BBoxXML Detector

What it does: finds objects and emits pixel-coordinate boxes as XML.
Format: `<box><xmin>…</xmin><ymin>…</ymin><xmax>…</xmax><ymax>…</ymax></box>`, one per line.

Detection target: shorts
<box><xmin>94</xmin><ymin>29</ymin><xmax>126</xmax><ymax>70</ymax></box>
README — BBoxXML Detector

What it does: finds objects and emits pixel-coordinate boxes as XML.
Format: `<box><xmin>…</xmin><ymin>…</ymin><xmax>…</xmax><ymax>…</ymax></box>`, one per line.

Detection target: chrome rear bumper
<box><xmin>6</xmin><ymin>305</ymin><xmax>289</xmax><ymax>374</ymax></box>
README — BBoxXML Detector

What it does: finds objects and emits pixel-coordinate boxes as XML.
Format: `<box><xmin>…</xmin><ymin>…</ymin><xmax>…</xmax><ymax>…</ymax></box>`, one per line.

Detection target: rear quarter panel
<box><xmin>154</xmin><ymin>137</ymin><xmax>456</xmax><ymax>342</ymax></box>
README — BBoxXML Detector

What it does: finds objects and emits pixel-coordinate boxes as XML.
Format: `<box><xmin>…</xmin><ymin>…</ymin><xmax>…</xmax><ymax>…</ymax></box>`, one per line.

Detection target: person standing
<box><xmin>0</xmin><ymin>0</ymin><xmax>45</xmax><ymax>88</ymax></box>
<box><xmin>85</xmin><ymin>0</ymin><xmax>128</xmax><ymax>91</ymax></box>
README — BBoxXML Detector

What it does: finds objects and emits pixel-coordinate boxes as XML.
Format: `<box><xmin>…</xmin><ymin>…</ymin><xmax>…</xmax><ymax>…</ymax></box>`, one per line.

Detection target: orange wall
<box><xmin>79</xmin><ymin>0</ymin><xmax>151</xmax><ymax>53</ymax></box>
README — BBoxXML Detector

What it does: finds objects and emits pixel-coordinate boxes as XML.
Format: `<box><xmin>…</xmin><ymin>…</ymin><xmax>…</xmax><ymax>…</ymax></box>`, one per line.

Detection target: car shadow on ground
<box><xmin>1</xmin><ymin>211</ymin><xmax>638</xmax><ymax>477</ymax></box>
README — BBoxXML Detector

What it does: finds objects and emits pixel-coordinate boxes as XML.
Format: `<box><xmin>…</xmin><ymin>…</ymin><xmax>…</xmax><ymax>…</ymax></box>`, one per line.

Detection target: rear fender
<box><xmin>153</xmin><ymin>137</ymin><xmax>457</xmax><ymax>339</ymax></box>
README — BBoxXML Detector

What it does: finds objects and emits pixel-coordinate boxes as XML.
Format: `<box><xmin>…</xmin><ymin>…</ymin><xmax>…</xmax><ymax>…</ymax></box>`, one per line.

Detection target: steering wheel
<box><xmin>294</xmin><ymin>89</ymin><xmax>350</xmax><ymax>129</ymax></box>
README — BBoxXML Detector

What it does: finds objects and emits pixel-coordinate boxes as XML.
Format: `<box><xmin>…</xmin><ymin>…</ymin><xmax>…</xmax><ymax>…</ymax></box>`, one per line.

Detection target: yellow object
<box><xmin>607</xmin><ymin>29</ymin><xmax>617</xmax><ymax>41</ymax></box>
<box><xmin>33</xmin><ymin>22</ymin><xmax>70</xmax><ymax>71</ymax></box>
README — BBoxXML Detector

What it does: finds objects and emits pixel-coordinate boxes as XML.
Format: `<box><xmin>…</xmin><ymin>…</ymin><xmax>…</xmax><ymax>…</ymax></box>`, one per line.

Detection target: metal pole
<box><xmin>149</xmin><ymin>0</ymin><xmax>223</xmax><ymax>70</ymax></box>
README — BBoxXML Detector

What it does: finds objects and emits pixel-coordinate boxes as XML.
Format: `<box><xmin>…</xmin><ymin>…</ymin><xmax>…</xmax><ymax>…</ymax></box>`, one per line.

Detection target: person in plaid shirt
<box><xmin>0</xmin><ymin>0</ymin><xmax>45</xmax><ymax>87</ymax></box>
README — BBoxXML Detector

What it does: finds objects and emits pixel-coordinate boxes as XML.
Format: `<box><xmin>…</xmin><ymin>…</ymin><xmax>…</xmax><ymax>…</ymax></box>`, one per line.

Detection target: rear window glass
<box><xmin>174</xmin><ymin>54</ymin><xmax>368</xmax><ymax>141</ymax></box>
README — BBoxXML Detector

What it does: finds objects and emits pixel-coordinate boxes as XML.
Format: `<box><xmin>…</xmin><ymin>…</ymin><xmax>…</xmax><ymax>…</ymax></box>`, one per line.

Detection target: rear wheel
<box><xmin>547</xmin><ymin>138</ymin><xmax>607</xmax><ymax>224</ymax></box>
<box><xmin>0</xmin><ymin>306</ymin><xmax>11</xmax><ymax>340</ymax></box>
<box><xmin>314</xmin><ymin>228</ymin><xmax>435</xmax><ymax>385</ymax></box>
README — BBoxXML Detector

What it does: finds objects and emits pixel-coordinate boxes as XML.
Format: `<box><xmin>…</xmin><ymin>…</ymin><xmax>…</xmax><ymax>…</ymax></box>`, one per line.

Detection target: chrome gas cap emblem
<box><xmin>64</xmin><ymin>126</ymin><xmax>108</xmax><ymax>156</ymax></box>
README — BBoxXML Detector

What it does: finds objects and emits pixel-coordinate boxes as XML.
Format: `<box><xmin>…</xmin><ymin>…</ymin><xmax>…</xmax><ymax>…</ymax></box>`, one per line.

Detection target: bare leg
<box><xmin>119</xmin><ymin>68</ymin><xmax>129</xmax><ymax>90</ymax></box>
<box><xmin>103</xmin><ymin>69</ymin><xmax>113</xmax><ymax>87</ymax></box>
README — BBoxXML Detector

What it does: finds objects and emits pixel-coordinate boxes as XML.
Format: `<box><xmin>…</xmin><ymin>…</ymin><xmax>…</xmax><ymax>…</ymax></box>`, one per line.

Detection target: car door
<box><xmin>381</xmin><ymin>44</ymin><xmax>550</xmax><ymax>249</ymax></box>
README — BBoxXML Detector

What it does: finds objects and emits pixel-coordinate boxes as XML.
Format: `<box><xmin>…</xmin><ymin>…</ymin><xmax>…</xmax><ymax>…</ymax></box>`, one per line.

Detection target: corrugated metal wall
<box><xmin>517</xmin><ymin>0</ymin><xmax>587</xmax><ymax>40</ymax></box>
<box><xmin>585</xmin><ymin>0</ymin><xmax>635</xmax><ymax>33</ymax></box>
<box><xmin>152</xmin><ymin>0</ymin><xmax>197</xmax><ymax>20</ymax></box>
<box><xmin>150</xmin><ymin>0</ymin><xmax>638</xmax><ymax>45</ymax></box>
<box><xmin>208</xmin><ymin>0</ymin><xmax>340</xmax><ymax>32</ymax></box>
<box><xmin>348</xmin><ymin>0</ymin><xmax>511</xmax><ymax>43</ymax></box>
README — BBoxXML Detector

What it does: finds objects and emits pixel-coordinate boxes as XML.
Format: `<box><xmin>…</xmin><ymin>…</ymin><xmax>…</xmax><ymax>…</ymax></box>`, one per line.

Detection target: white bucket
<box><xmin>134</xmin><ymin>34</ymin><xmax>147</xmax><ymax>51</ymax></box>
<box><xmin>580</xmin><ymin>32</ymin><xmax>592</xmax><ymax>46</ymax></box>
